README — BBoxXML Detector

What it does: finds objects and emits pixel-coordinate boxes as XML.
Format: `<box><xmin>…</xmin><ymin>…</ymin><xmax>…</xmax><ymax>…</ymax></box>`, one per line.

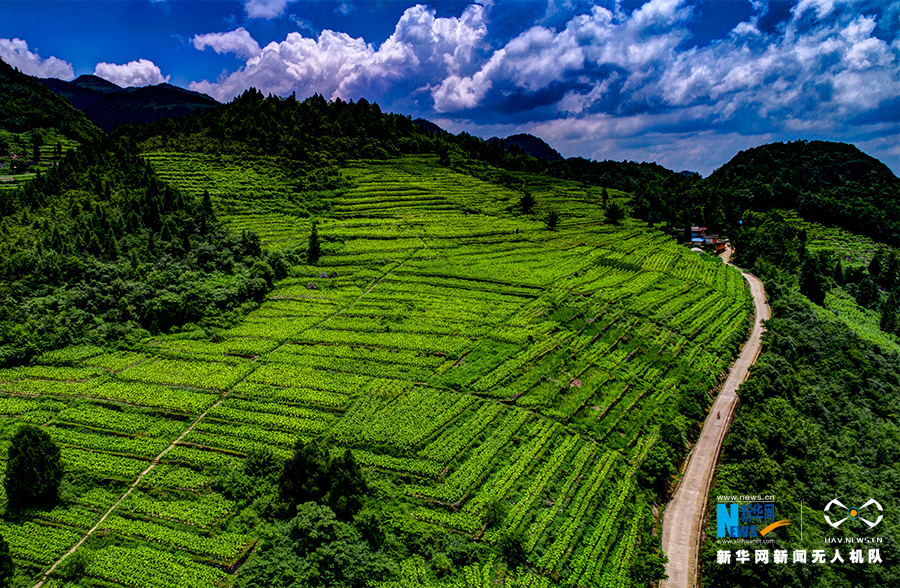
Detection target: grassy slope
<box><xmin>0</xmin><ymin>153</ymin><xmax>752</xmax><ymax>587</ymax></box>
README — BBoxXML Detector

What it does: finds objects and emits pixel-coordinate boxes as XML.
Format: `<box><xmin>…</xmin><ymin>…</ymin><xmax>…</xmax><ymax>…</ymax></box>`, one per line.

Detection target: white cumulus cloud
<box><xmin>244</xmin><ymin>0</ymin><xmax>297</xmax><ymax>20</ymax></box>
<box><xmin>94</xmin><ymin>58</ymin><xmax>170</xmax><ymax>87</ymax></box>
<box><xmin>0</xmin><ymin>38</ymin><xmax>74</xmax><ymax>79</ymax></box>
<box><xmin>190</xmin><ymin>3</ymin><xmax>491</xmax><ymax>103</ymax></box>
<box><xmin>192</xmin><ymin>27</ymin><xmax>262</xmax><ymax>59</ymax></box>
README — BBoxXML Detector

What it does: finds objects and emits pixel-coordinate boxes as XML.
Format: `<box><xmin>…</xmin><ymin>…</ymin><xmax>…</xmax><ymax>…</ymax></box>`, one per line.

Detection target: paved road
<box><xmin>659</xmin><ymin>247</ymin><xmax>770</xmax><ymax>588</ymax></box>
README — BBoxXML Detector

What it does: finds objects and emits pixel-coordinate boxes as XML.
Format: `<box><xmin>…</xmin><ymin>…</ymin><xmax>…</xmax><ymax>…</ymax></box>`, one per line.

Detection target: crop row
<box><xmin>50</xmin><ymin>426</ymin><xmax>170</xmax><ymax>458</ymax></box>
<box><xmin>119</xmin><ymin>491</ymin><xmax>235</xmax><ymax>528</ymax></box>
<box><xmin>293</xmin><ymin>327</ymin><xmax>473</xmax><ymax>356</ymax></box>
<box><xmin>163</xmin><ymin>446</ymin><xmax>242</xmax><ymax>471</ymax></box>
<box><xmin>406</xmin><ymin>410</ymin><xmax>530</xmax><ymax>504</ymax></box>
<box><xmin>418</xmin><ymin>403</ymin><xmax>503</xmax><ymax>463</ymax></box>
<box><xmin>351</xmin><ymin>449</ymin><xmax>444</xmax><ymax>477</ymax></box>
<box><xmin>247</xmin><ymin>363</ymin><xmax>367</xmax><ymax>394</ymax></box>
<box><xmin>183</xmin><ymin>431</ymin><xmax>292</xmax><ymax>460</ymax></box>
<box><xmin>488</xmin><ymin>434</ymin><xmax>582</xmax><ymax>541</ymax></box>
<box><xmin>264</xmin><ymin>350</ymin><xmax>434</xmax><ymax>381</ymax></box>
<box><xmin>462</xmin><ymin>421</ymin><xmax>558</xmax><ymax>517</ymax></box>
<box><xmin>472</xmin><ymin>334</ymin><xmax>573</xmax><ymax>393</ymax></box>
<box><xmin>85</xmin><ymin>545</ymin><xmax>228</xmax><ymax>588</ymax></box>
<box><xmin>0</xmin><ymin>520</ymin><xmax>80</xmax><ymax>564</ymax></box>
<box><xmin>55</xmin><ymin>404</ymin><xmax>185</xmax><ymax>437</ymax></box>
<box><xmin>118</xmin><ymin>358</ymin><xmax>254</xmax><ymax>391</ymax></box>
<box><xmin>269</xmin><ymin>342</ymin><xmax>445</xmax><ymax>369</ymax></box>
<box><xmin>231</xmin><ymin>382</ymin><xmax>350</xmax><ymax>409</ymax></box>
<box><xmin>62</xmin><ymin>447</ymin><xmax>150</xmax><ymax>479</ymax></box>
<box><xmin>537</xmin><ymin>453</ymin><xmax>618</xmax><ymax>573</ymax></box>
<box><xmin>140</xmin><ymin>465</ymin><xmax>213</xmax><ymax>490</ymax></box>
<box><xmin>101</xmin><ymin>514</ymin><xmax>251</xmax><ymax>561</ymax></box>
<box><xmin>206</xmin><ymin>405</ymin><xmax>329</xmax><ymax>435</ymax></box>
<box><xmin>330</xmin><ymin>389</ymin><xmax>475</xmax><ymax>450</ymax></box>
<box><xmin>594</xmin><ymin>510</ymin><xmax>643</xmax><ymax>588</ymax></box>
<box><xmin>86</xmin><ymin>381</ymin><xmax>219</xmax><ymax>414</ymax></box>
<box><xmin>411</xmin><ymin>507</ymin><xmax>482</xmax><ymax>535</ymax></box>
<box><xmin>524</xmin><ymin>447</ymin><xmax>607</xmax><ymax>552</ymax></box>
<box><xmin>568</xmin><ymin>478</ymin><xmax>634</xmax><ymax>583</ymax></box>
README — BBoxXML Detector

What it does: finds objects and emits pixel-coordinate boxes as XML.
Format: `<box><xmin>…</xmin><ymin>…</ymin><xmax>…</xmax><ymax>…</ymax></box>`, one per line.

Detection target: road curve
<box><xmin>659</xmin><ymin>246</ymin><xmax>770</xmax><ymax>588</ymax></box>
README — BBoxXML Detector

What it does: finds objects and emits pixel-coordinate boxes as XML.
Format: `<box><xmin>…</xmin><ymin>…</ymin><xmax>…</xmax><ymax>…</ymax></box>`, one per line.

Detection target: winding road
<box><xmin>659</xmin><ymin>246</ymin><xmax>770</xmax><ymax>588</ymax></box>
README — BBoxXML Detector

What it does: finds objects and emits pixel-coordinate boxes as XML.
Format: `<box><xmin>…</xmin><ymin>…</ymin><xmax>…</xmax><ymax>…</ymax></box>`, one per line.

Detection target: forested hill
<box><xmin>0</xmin><ymin>58</ymin><xmax>102</xmax><ymax>142</ymax></box>
<box><xmin>121</xmin><ymin>88</ymin><xmax>556</xmax><ymax>178</ymax></box>
<box><xmin>709</xmin><ymin>140</ymin><xmax>899</xmax><ymax>243</ymax></box>
<box><xmin>40</xmin><ymin>76</ymin><xmax>219</xmax><ymax>133</ymax></box>
<box><xmin>501</xmin><ymin>133</ymin><xmax>564</xmax><ymax>162</ymax></box>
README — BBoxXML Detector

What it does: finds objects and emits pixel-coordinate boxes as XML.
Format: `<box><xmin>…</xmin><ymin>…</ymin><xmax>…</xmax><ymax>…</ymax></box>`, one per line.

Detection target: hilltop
<box><xmin>501</xmin><ymin>133</ymin><xmax>564</xmax><ymax>162</ymax></box>
<box><xmin>709</xmin><ymin>140</ymin><xmax>899</xmax><ymax>243</ymax></box>
<box><xmin>0</xmin><ymin>58</ymin><xmax>101</xmax><ymax>142</ymax></box>
<box><xmin>39</xmin><ymin>75</ymin><xmax>219</xmax><ymax>133</ymax></box>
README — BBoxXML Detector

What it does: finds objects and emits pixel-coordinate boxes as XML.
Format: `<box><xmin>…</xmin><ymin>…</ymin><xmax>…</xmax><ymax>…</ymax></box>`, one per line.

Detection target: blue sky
<box><xmin>1</xmin><ymin>0</ymin><xmax>897</xmax><ymax>175</ymax></box>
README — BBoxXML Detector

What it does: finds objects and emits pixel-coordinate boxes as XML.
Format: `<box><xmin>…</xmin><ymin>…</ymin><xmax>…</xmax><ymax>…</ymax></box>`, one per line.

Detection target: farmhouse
<box><xmin>679</xmin><ymin>226</ymin><xmax>728</xmax><ymax>253</ymax></box>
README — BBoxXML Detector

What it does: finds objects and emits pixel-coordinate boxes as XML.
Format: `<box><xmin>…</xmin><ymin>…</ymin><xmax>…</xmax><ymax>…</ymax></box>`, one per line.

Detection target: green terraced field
<box><xmin>0</xmin><ymin>155</ymin><xmax>752</xmax><ymax>587</ymax></box>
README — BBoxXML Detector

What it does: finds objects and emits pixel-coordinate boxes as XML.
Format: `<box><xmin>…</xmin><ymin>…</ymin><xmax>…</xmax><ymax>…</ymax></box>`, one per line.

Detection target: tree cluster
<box><xmin>0</xmin><ymin>135</ymin><xmax>284</xmax><ymax>366</ymax></box>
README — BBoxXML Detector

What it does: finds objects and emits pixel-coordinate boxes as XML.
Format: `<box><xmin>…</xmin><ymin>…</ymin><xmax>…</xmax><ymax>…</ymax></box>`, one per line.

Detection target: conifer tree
<box><xmin>307</xmin><ymin>221</ymin><xmax>321</xmax><ymax>264</ymax></box>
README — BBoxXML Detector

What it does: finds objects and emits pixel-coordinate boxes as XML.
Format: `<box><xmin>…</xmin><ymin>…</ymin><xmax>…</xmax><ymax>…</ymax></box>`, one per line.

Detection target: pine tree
<box><xmin>545</xmin><ymin>209</ymin><xmax>560</xmax><ymax>230</ymax></box>
<box><xmin>307</xmin><ymin>222</ymin><xmax>321</xmax><ymax>264</ymax></box>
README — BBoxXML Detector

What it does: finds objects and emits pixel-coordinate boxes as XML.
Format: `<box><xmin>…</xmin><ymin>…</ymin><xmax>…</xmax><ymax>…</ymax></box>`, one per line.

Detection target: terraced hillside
<box><xmin>0</xmin><ymin>156</ymin><xmax>752</xmax><ymax>587</ymax></box>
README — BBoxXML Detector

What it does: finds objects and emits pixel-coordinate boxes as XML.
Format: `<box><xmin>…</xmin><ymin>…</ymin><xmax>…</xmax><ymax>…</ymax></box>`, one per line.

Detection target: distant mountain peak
<box><xmin>71</xmin><ymin>74</ymin><xmax>122</xmax><ymax>93</ymax></box>
<box><xmin>412</xmin><ymin>118</ymin><xmax>448</xmax><ymax>135</ymax></box>
<box><xmin>501</xmin><ymin>133</ymin><xmax>563</xmax><ymax>162</ymax></box>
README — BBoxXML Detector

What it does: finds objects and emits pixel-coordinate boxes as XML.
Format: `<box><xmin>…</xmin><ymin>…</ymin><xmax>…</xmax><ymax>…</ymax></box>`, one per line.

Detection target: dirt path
<box><xmin>659</xmin><ymin>246</ymin><xmax>770</xmax><ymax>588</ymax></box>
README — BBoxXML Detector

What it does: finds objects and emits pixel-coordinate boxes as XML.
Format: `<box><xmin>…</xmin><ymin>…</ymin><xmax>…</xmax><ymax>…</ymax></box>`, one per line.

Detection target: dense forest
<box><xmin>0</xmin><ymin>135</ymin><xmax>291</xmax><ymax>365</ymax></box>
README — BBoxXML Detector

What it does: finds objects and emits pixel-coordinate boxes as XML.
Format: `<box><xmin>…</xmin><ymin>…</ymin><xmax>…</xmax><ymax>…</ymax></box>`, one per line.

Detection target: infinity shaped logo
<box><xmin>824</xmin><ymin>498</ymin><xmax>883</xmax><ymax>529</ymax></box>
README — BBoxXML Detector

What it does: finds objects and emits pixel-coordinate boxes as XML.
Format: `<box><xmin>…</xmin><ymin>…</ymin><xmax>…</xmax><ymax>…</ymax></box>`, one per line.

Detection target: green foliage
<box><xmin>56</xmin><ymin>548</ymin><xmax>90</xmax><ymax>582</ymax></box>
<box><xmin>701</xmin><ymin>292</ymin><xmax>900</xmax><ymax>588</ymax></box>
<box><xmin>5</xmin><ymin>424</ymin><xmax>64</xmax><ymax>510</ymax></box>
<box><xmin>545</xmin><ymin>209</ymin><xmax>560</xmax><ymax>230</ymax></box>
<box><xmin>630</xmin><ymin>534</ymin><xmax>668</xmax><ymax>584</ymax></box>
<box><xmin>0</xmin><ymin>536</ymin><xmax>11</xmax><ymax>588</ymax></box>
<box><xmin>708</xmin><ymin>140</ymin><xmax>900</xmax><ymax>244</ymax></box>
<box><xmin>499</xmin><ymin>529</ymin><xmax>528</xmax><ymax>569</ymax></box>
<box><xmin>328</xmin><ymin>449</ymin><xmax>368</xmax><ymax>521</ymax></box>
<box><xmin>605</xmin><ymin>200</ymin><xmax>625</xmax><ymax>225</ymax></box>
<box><xmin>518</xmin><ymin>192</ymin><xmax>535</xmax><ymax>214</ymax></box>
<box><xmin>0</xmin><ymin>135</ymin><xmax>273</xmax><ymax>365</ymax></box>
<box><xmin>236</xmin><ymin>502</ymin><xmax>397</xmax><ymax>588</ymax></box>
<box><xmin>279</xmin><ymin>438</ymin><xmax>331</xmax><ymax>511</ymax></box>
